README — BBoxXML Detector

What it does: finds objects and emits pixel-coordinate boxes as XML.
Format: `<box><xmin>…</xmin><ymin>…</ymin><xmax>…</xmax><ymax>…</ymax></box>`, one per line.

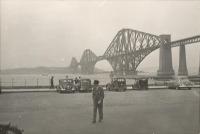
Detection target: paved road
<box><xmin>0</xmin><ymin>89</ymin><xmax>199</xmax><ymax>134</ymax></box>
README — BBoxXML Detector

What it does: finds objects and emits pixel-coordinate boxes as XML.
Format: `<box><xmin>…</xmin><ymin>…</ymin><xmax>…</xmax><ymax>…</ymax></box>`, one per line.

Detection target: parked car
<box><xmin>167</xmin><ymin>76</ymin><xmax>193</xmax><ymax>90</ymax></box>
<box><xmin>106</xmin><ymin>77</ymin><xmax>126</xmax><ymax>92</ymax></box>
<box><xmin>79</xmin><ymin>79</ymin><xmax>92</xmax><ymax>92</ymax></box>
<box><xmin>132</xmin><ymin>78</ymin><xmax>148</xmax><ymax>90</ymax></box>
<box><xmin>0</xmin><ymin>122</ymin><xmax>23</xmax><ymax>134</ymax></box>
<box><xmin>56</xmin><ymin>79</ymin><xmax>75</xmax><ymax>93</ymax></box>
<box><xmin>167</xmin><ymin>80</ymin><xmax>179</xmax><ymax>89</ymax></box>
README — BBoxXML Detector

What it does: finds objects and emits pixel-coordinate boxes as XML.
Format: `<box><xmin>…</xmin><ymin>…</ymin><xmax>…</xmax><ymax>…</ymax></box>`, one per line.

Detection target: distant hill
<box><xmin>0</xmin><ymin>66</ymin><xmax>105</xmax><ymax>75</ymax></box>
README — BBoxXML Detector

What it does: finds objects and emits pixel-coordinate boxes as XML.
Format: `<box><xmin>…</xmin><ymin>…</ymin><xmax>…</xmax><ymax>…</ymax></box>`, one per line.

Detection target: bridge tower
<box><xmin>157</xmin><ymin>34</ymin><xmax>174</xmax><ymax>77</ymax></box>
<box><xmin>69</xmin><ymin>57</ymin><xmax>79</xmax><ymax>73</ymax></box>
<box><xmin>178</xmin><ymin>45</ymin><xmax>188</xmax><ymax>75</ymax></box>
<box><xmin>80</xmin><ymin>49</ymin><xmax>98</xmax><ymax>74</ymax></box>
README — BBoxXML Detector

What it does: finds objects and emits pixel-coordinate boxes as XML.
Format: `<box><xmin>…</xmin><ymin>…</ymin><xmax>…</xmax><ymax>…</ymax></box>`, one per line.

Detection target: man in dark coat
<box><xmin>50</xmin><ymin>76</ymin><xmax>54</xmax><ymax>89</ymax></box>
<box><xmin>92</xmin><ymin>80</ymin><xmax>104</xmax><ymax>123</ymax></box>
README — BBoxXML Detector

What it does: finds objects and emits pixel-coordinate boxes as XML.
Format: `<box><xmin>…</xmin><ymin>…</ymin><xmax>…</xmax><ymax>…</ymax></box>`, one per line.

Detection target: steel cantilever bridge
<box><xmin>70</xmin><ymin>29</ymin><xmax>200</xmax><ymax>76</ymax></box>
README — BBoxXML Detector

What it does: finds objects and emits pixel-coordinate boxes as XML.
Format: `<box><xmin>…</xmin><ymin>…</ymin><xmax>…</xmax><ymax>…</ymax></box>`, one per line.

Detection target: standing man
<box><xmin>50</xmin><ymin>76</ymin><xmax>54</xmax><ymax>89</ymax></box>
<box><xmin>92</xmin><ymin>80</ymin><xmax>104</xmax><ymax>123</ymax></box>
<box><xmin>74</xmin><ymin>77</ymin><xmax>79</xmax><ymax>92</ymax></box>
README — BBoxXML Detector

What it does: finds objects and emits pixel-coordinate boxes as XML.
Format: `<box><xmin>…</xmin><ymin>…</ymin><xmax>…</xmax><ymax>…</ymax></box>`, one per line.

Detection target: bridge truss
<box><xmin>103</xmin><ymin>29</ymin><xmax>163</xmax><ymax>75</ymax></box>
<box><xmin>170</xmin><ymin>35</ymin><xmax>200</xmax><ymax>47</ymax></box>
<box><xmin>71</xmin><ymin>29</ymin><xmax>200</xmax><ymax>74</ymax></box>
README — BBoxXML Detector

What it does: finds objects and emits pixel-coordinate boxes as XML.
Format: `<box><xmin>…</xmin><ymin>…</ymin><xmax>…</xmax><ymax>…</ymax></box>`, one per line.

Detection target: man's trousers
<box><xmin>93</xmin><ymin>100</ymin><xmax>103</xmax><ymax>122</ymax></box>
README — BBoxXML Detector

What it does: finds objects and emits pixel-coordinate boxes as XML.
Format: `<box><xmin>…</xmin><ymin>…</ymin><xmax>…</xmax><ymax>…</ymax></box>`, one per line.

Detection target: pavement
<box><xmin>1</xmin><ymin>88</ymin><xmax>56</xmax><ymax>93</ymax></box>
<box><xmin>0</xmin><ymin>89</ymin><xmax>200</xmax><ymax>134</ymax></box>
<box><xmin>1</xmin><ymin>85</ymin><xmax>200</xmax><ymax>93</ymax></box>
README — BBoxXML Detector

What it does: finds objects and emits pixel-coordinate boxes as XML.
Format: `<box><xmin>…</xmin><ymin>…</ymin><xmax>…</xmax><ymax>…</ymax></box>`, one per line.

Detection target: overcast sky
<box><xmin>1</xmin><ymin>0</ymin><xmax>200</xmax><ymax>71</ymax></box>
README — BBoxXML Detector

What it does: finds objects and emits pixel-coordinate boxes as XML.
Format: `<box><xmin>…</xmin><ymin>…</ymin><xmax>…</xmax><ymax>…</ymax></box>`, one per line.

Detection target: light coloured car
<box><xmin>167</xmin><ymin>76</ymin><xmax>193</xmax><ymax>90</ymax></box>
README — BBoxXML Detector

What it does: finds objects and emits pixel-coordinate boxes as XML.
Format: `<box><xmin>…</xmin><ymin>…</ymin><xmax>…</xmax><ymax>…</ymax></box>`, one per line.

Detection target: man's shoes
<box><xmin>92</xmin><ymin>120</ymin><xmax>96</xmax><ymax>124</ymax></box>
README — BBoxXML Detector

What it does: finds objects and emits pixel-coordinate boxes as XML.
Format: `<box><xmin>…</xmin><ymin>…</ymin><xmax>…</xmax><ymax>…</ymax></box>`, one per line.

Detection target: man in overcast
<box><xmin>92</xmin><ymin>80</ymin><xmax>104</xmax><ymax>123</ymax></box>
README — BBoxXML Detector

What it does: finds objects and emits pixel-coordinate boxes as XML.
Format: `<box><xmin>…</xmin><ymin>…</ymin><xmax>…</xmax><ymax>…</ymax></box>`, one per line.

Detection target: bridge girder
<box><xmin>74</xmin><ymin>28</ymin><xmax>200</xmax><ymax>75</ymax></box>
<box><xmin>103</xmin><ymin>29</ymin><xmax>164</xmax><ymax>75</ymax></box>
<box><xmin>171</xmin><ymin>35</ymin><xmax>200</xmax><ymax>47</ymax></box>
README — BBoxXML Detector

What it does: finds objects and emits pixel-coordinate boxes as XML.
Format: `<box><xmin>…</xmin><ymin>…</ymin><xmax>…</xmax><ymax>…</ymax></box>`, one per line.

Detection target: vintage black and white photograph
<box><xmin>0</xmin><ymin>0</ymin><xmax>200</xmax><ymax>134</ymax></box>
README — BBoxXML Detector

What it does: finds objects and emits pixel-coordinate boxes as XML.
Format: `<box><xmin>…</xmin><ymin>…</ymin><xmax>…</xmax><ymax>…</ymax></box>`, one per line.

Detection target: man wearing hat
<box><xmin>92</xmin><ymin>80</ymin><xmax>104</xmax><ymax>123</ymax></box>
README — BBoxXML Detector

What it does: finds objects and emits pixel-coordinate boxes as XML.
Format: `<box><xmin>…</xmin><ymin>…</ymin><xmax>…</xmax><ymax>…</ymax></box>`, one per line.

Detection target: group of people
<box><xmin>74</xmin><ymin>77</ymin><xmax>81</xmax><ymax>91</ymax></box>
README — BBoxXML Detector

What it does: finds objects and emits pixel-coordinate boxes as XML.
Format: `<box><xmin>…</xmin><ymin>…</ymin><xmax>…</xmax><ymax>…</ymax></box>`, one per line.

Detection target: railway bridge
<box><xmin>70</xmin><ymin>29</ymin><xmax>200</xmax><ymax>76</ymax></box>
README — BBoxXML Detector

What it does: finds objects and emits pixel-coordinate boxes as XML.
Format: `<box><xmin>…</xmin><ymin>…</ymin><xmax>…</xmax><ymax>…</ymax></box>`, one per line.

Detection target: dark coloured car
<box><xmin>132</xmin><ymin>78</ymin><xmax>148</xmax><ymax>90</ymax></box>
<box><xmin>0</xmin><ymin>122</ymin><xmax>23</xmax><ymax>134</ymax></box>
<box><xmin>79</xmin><ymin>79</ymin><xmax>92</xmax><ymax>92</ymax></box>
<box><xmin>56</xmin><ymin>79</ymin><xmax>75</xmax><ymax>93</ymax></box>
<box><xmin>106</xmin><ymin>77</ymin><xmax>126</xmax><ymax>92</ymax></box>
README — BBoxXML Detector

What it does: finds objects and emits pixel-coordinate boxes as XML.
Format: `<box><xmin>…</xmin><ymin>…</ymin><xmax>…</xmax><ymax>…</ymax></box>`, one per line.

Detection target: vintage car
<box><xmin>56</xmin><ymin>79</ymin><xmax>75</xmax><ymax>93</ymax></box>
<box><xmin>79</xmin><ymin>79</ymin><xmax>92</xmax><ymax>92</ymax></box>
<box><xmin>106</xmin><ymin>77</ymin><xmax>126</xmax><ymax>92</ymax></box>
<box><xmin>132</xmin><ymin>78</ymin><xmax>148</xmax><ymax>90</ymax></box>
<box><xmin>167</xmin><ymin>76</ymin><xmax>193</xmax><ymax>90</ymax></box>
<box><xmin>0</xmin><ymin>122</ymin><xmax>23</xmax><ymax>134</ymax></box>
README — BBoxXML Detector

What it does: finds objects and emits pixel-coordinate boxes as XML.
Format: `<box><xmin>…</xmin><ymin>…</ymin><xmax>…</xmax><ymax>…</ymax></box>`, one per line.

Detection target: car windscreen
<box><xmin>62</xmin><ymin>79</ymin><xmax>73</xmax><ymax>83</ymax></box>
<box><xmin>81</xmin><ymin>79</ymin><xmax>90</xmax><ymax>83</ymax></box>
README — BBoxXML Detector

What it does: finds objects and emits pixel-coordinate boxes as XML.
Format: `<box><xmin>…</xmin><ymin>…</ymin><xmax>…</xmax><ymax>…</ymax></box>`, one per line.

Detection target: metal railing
<box><xmin>0</xmin><ymin>78</ymin><xmax>52</xmax><ymax>89</ymax></box>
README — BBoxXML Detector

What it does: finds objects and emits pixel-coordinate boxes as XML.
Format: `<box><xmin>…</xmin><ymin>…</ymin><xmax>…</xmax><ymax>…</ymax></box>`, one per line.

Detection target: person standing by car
<box><xmin>76</xmin><ymin>76</ymin><xmax>81</xmax><ymax>91</ymax></box>
<box><xmin>92</xmin><ymin>80</ymin><xmax>104</xmax><ymax>123</ymax></box>
<box><xmin>74</xmin><ymin>77</ymin><xmax>78</xmax><ymax>84</ymax></box>
<box><xmin>74</xmin><ymin>77</ymin><xmax>79</xmax><ymax>92</ymax></box>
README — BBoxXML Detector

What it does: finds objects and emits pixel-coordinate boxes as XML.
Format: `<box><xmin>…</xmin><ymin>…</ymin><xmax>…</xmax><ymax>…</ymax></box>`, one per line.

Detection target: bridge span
<box><xmin>70</xmin><ymin>29</ymin><xmax>200</xmax><ymax>76</ymax></box>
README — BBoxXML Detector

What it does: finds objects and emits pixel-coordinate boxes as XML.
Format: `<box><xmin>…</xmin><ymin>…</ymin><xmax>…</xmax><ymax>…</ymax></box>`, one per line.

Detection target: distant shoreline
<box><xmin>1</xmin><ymin>66</ymin><xmax>199</xmax><ymax>75</ymax></box>
<box><xmin>0</xmin><ymin>66</ymin><xmax>105</xmax><ymax>75</ymax></box>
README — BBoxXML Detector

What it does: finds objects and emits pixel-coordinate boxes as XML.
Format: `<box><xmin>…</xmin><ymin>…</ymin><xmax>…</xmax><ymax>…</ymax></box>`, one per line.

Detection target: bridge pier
<box><xmin>178</xmin><ymin>45</ymin><xmax>188</xmax><ymax>76</ymax></box>
<box><xmin>157</xmin><ymin>35</ymin><xmax>175</xmax><ymax>77</ymax></box>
